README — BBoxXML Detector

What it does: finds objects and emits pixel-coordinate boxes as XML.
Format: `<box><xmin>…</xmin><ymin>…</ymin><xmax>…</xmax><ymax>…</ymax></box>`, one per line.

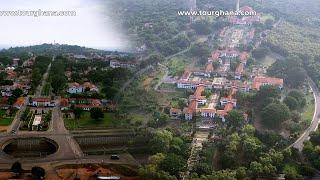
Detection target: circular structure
<box><xmin>2</xmin><ymin>137</ymin><xmax>58</xmax><ymax>158</ymax></box>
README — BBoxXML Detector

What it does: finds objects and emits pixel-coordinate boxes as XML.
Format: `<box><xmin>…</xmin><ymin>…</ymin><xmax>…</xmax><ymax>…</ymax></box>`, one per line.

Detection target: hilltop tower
<box><xmin>236</xmin><ymin>0</ymin><xmax>240</xmax><ymax>11</ymax></box>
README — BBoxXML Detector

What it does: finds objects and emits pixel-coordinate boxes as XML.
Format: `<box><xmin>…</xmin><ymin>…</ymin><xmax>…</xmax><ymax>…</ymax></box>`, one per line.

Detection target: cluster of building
<box><xmin>0</xmin><ymin>57</ymin><xmax>35</xmax><ymax>110</ymax></box>
<box><xmin>60</xmin><ymin>98</ymin><xmax>105</xmax><ymax>111</ymax></box>
<box><xmin>67</xmin><ymin>82</ymin><xmax>98</xmax><ymax>94</ymax></box>
<box><xmin>110</xmin><ymin>59</ymin><xmax>137</xmax><ymax>69</ymax></box>
<box><xmin>170</xmin><ymin>5</ymin><xmax>283</xmax><ymax>122</ymax></box>
<box><xmin>229</xmin><ymin>6</ymin><xmax>261</xmax><ymax>25</ymax></box>
<box><xmin>28</xmin><ymin>97</ymin><xmax>56</xmax><ymax>107</ymax></box>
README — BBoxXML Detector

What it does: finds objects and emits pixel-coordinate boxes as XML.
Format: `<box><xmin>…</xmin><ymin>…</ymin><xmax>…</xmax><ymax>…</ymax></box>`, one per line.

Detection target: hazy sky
<box><xmin>0</xmin><ymin>0</ymin><xmax>130</xmax><ymax>51</ymax></box>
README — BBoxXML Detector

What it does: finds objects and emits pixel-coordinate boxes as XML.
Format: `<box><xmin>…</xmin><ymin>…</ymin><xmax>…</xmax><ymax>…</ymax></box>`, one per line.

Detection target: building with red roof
<box><xmin>235</xmin><ymin>63</ymin><xmax>244</xmax><ymax>79</ymax></box>
<box><xmin>13</xmin><ymin>97</ymin><xmax>25</xmax><ymax>109</ymax></box>
<box><xmin>29</xmin><ymin>97</ymin><xmax>56</xmax><ymax>107</ymax></box>
<box><xmin>252</xmin><ymin>76</ymin><xmax>284</xmax><ymax>90</ymax></box>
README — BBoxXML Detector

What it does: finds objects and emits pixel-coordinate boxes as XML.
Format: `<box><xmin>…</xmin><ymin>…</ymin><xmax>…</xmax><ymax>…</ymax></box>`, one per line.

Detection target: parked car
<box><xmin>110</xmin><ymin>155</ymin><xmax>119</xmax><ymax>160</ymax></box>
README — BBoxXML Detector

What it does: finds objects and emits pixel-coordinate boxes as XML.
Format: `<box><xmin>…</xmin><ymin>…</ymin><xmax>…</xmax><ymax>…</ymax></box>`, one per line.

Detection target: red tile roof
<box><xmin>60</xmin><ymin>98</ymin><xmax>69</xmax><ymax>107</ymax></box>
<box><xmin>170</xmin><ymin>108</ymin><xmax>182</xmax><ymax>113</ymax></box>
<box><xmin>201</xmin><ymin>108</ymin><xmax>216</xmax><ymax>113</ymax></box>
<box><xmin>14</xmin><ymin>97</ymin><xmax>25</xmax><ymax>107</ymax></box>
<box><xmin>32</xmin><ymin>97</ymin><xmax>50</xmax><ymax>102</ymax></box>
<box><xmin>224</xmin><ymin>103</ymin><xmax>234</xmax><ymax>113</ymax></box>
<box><xmin>68</xmin><ymin>82</ymin><xmax>80</xmax><ymax>88</ymax></box>
<box><xmin>205</xmin><ymin>63</ymin><xmax>214</xmax><ymax>73</ymax></box>
<box><xmin>252</xmin><ymin>76</ymin><xmax>284</xmax><ymax>90</ymax></box>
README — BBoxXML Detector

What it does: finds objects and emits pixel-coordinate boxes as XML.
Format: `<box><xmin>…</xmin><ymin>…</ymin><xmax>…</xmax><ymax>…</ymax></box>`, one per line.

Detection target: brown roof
<box><xmin>170</xmin><ymin>108</ymin><xmax>182</xmax><ymax>113</ymax></box>
<box><xmin>60</xmin><ymin>98</ymin><xmax>69</xmax><ymax>107</ymax></box>
<box><xmin>68</xmin><ymin>82</ymin><xmax>80</xmax><ymax>88</ymax></box>
<box><xmin>252</xmin><ymin>76</ymin><xmax>284</xmax><ymax>90</ymax></box>
<box><xmin>14</xmin><ymin>97</ymin><xmax>25</xmax><ymax>107</ymax></box>
<box><xmin>32</xmin><ymin>97</ymin><xmax>50</xmax><ymax>102</ymax></box>
<box><xmin>200</xmin><ymin>108</ymin><xmax>216</xmax><ymax>113</ymax></box>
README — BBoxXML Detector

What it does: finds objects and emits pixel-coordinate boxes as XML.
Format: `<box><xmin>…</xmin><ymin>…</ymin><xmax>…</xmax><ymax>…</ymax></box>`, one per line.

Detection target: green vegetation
<box><xmin>302</xmin><ymin>92</ymin><xmax>315</xmax><ymax>124</ymax></box>
<box><xmin>261</xmin><ymin>103</ymin><xmax>290</xmax><ymax>129</ymax></box>
<box><xmin>31</xmin><ymin>56</ymin><xmax>51</xmax><ymax>92</ymax></box>
<box><xmin>65</xmin><ymin>112</ymin><xmax>119</xmax><ymax>130</ymax></box>
<box><xmin>139</xmin><ymin>129</ymin><xmax>190</xmax><ymax>179</ymax></box>
<box><xmin>0</xmin><ymin>110</ymin><xmax>15</xmax><ymax>126</ymax></box>
<box><xmin>267</xmin><ymin>55</ymin><xmax>306</xmax><ymax>88</ymax></box>
<box><xmin>110</xmin><ymin>0</ymin><xmax>189</xmax><ymax>56</ymax></box>
<box><xmin>166</xmin><ymin>56</ymin><xmax>192</xmax><ymax>76</ymax></box>
<box><xmin>41</xmin><ymin>83</ymin><xmax>51</xmax><ymax>96</ymax></box>
<box><xmin>303</xmin><ymin>129</ymin><xmax>320</xmax><ymax>172</ymax></box>
<box><xmin>0</xmin><ymin>117</ymin><xmax>14</xmax><ymax>126</ymax></box>
<box><xmin>49</xmin><ymin>56</ymin><xmax>67</xmax><ymax>94</ymax></box>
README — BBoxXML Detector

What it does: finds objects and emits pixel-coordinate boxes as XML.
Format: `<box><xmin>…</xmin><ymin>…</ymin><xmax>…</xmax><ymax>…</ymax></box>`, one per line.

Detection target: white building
<box><xmin>200</xmin><ymin>108</ymin><xmax>216</xmax><ymax>118</ymax></box>
<box><xmin>67</xmin><ymin>82</ymin><xmax>83</xmax><ymax>94</ymax></box>
<box><xmin>32</xmin><ymin>115</ymin><xmax>42</xmax><ymax>130</ymax></box>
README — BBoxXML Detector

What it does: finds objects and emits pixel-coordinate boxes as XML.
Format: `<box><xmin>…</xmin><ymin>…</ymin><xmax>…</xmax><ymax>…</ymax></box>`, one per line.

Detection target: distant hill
<box><xmin>0</xmin><ymin>43</ymin><xmax>130</xmax><ymax>58</ymax></box>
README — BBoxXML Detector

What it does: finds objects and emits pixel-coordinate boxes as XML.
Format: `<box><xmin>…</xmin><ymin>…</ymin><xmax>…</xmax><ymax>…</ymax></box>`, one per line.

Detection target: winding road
<box><xmin>289</xmin><ymin>77</ymin><xmax>320</xmax><ymax>151</ymax></box>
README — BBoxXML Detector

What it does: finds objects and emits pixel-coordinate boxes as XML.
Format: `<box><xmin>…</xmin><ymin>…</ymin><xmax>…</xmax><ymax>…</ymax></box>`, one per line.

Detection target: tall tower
<box><xmin>236</xmin><ymin>0</ymin><xmax>240</xmax><ymax>11</ymax></box>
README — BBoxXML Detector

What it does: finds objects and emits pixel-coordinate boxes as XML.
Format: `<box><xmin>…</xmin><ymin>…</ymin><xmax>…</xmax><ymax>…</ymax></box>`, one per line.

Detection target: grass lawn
<box><xmin>159</xmin><ymin>83</ymin><xmax>176</xmax><ymax>90</ymax></box>
<box><xmin>0</xmin><ymin>117</ymin><xmax>14</xmax><ymax>126</ymax></box>
<box><xmin>166</xmin><ymin>55</ymin><xmax>191</xmax><ymax>76</ymax></box>
<box><xmin>258</xmin><ymin>55</ymin><xmax>276</xmax><ymax>67</ymax></box>
<box><xmin>128</xmin><ymin>113</ymin><xmax>152</xmax><ymax>126</ymax></box>
<box><xmin>65</xmin><ymin>112</ymin><xmax>119</xmax><ymax>130</ymax></box>
<box><xmin>0</xmin><ymin>110</ymin><xmax>14</xmax><ymax>126</ymax></box>
<box><xmin>302</xmin><ymin>92</ymin><xmax>315</xmax><ymax>124</ymax></box>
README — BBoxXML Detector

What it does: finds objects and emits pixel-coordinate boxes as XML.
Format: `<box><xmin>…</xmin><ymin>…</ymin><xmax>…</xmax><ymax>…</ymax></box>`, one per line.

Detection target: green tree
<box><xmin>252</xmin><ymin>47</ymin><xmax>269</xmax><ymax>59</ymax></box>
<box><xmin>150</xmin><ymin>130</ymin><xmax>173</xmax><ymax>153</ymax></box>
<box><xmin>225</xmin><ymin>110</ymin><xmax>245</xmax><ymax>130</ymax></box>
<box><xmin>283</xmin><ymin>96</ymin><xmax>299</xmax><ymax>110</ymax></box>
<box><xmin>191</xmin><ymin>20</ymin><xmax>212</xmax><ymax>35</ymax></box>
<box><xmin>192</xmin><ymin>163</ymin><xmax>212</xmax><ymax>176</ymax></box>
<box><xmin>139</xmin><ymin>165</ymin><xmax>177</xmax><ymax>180</ymax></box>
<box><xmin>261</xmin><ymin>103</ymin><xmax>290</xmax><ymax>128</ymax></box>
<box><xmin>51</xmin><ymin>75</ymin><xmax>66</xmax><ymax>94</ymax></box>
<box><xmin>283</xmin><ymin>165</ymin><xmax>303</xmax><ymax>180</ymax></box>
<box><xmin>73</xmin><ymin>108</ymin><xmax>83</xmax><ymax>120</ymax></box>
<box><xmin>265</xmin><ymin>19</ymin><xmax>275</xmax><ymax>29</ymax></box>
<box><xmin>12</xmin><ymin>88</ymin><xmax>23</xmax><ymax>97</ymax></box>
<box><xmin>149</xmin><ymin>153</ymin><xmax>166</xmax><ymax>167</ymax></box>
<box><xmin>90</xmin><ymin>108</ymin><xmax>104</xmax><ymax>120</ymax></box>
<box><xmin>288</xmin><ymin>90</ymin><xmax>306</xmax><ymax>109</ymax></box>
<box><xmin>159</xmin><ymin>153</ymin><xmax>185</xmax><ymax>176</ymax></box>
<box><xmin>255</xmin><ymin>85</ymin><xmax>280</xmax><ymax>106</ymax></box>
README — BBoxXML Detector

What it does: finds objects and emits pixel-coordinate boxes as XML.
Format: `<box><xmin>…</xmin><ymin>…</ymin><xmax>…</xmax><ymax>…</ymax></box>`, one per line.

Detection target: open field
<box><xmin>64</xmin><ymin>112</ymin><xmax>119</xmax><ymax>130</ymax></box>
<box><xmin>0</xmin><ymin>110</ymin><xmax>14</xmax><ymax>126</ymax></box>
<box><xmin>166</xmin><ymin>55</ymin><xmax>192</xmax><ymax>76</ymax></box>
<box><xmin>258</xmin><ymin>55</ymin><xmax>276</xmax><ymax>67</ymax></box>
<box><xmin>303</xmin><ymin>92</ymin><xmax>315</xmax><ymax>124</ymax></box>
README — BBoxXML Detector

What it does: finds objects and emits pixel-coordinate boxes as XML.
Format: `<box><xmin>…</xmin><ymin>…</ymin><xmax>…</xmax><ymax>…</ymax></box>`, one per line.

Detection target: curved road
<box><xmin>289</xmin><ymin>77</ymin><xmax>320</xmax><ymax>151</ymax></box>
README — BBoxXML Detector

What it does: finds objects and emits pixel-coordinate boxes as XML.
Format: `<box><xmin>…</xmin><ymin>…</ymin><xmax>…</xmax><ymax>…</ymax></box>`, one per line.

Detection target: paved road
<box><xmin>35</xmin><ymin>56</ymin><xmax>54</xmax><ymax>97</ymax></box>
<box><xmin>154</xmin><ymin>63</ymin><xmax>169</xmax><ymax>91</ymax></box>
<box><xmin>289</xmin><ymin>78</ymin><xmax>320</xmax><ymax>151</ymax></box>
<box><xmin>6</xmin><ymin>97</ymin><xmax>28</xmax><ymax>133</ymax></box>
